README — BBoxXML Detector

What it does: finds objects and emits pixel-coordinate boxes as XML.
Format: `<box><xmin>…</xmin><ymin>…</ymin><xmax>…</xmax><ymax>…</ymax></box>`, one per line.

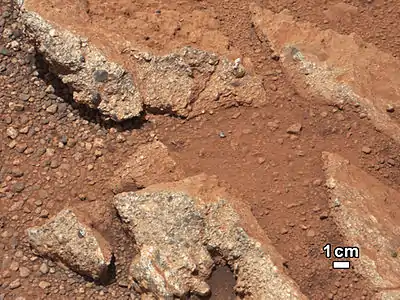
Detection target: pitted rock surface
<box><xmin>322</xmin><ymin>152</ymin><xmax>400</xmax><ymax>298</ymax></box>
<box><xmin>251</xmin><ymin>5</ymin><xmax>400</xmax><ymax>144</ymax></box>
<box><xmin>27</xmin><ymin>209</ymin><xmax>114</xmax><ymax>282</ymax></box>
<box><xmin>115</xmin><ymin>174</ymin><xmax>307</xmax><ymax>299</ymax></box>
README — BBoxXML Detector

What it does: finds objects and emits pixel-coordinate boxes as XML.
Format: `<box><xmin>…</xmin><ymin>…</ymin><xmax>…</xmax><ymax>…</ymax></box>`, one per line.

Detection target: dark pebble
<box><xmin>60</xmin><ymin>135</ymin><xmax>68</xmax><ymax>145</ymax></box>
<box><xmin>93</xmin><ymin>70</ymin><xmax>108</xmax><ymax>82</ymax></box>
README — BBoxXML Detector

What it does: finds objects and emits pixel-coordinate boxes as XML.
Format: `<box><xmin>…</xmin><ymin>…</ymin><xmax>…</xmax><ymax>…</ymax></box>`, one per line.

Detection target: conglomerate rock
<box><xmin>322</xmin><ymin>152</ymin><xmax>400</xmax><ymax>299</ymax></box>
<box><xmin>114</xmin><ymin>174</ymin><xmax>307</xmax><ymax>299</ymax></box>
<box><xmin>251</xmin><ymin>4</ymin><xmax>400</xmax><ymax>144</ymax></box>
<box><xmin>27</xmin><ymin>209</ymin><xmax>114</xmax><ymax>282</ymax></box>
<box><xmin>20</xmin><ymin>8</ymin><xmax>266</xmax><ymax>121</ymax></box>
<box><xmin>21</xmin><ymin>11</ymin><xmax>143</xmax><ymax>121</ymax></box>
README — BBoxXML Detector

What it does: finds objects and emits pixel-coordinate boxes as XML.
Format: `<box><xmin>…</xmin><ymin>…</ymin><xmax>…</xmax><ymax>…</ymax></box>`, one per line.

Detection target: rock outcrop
<box><xmin>22</xmin><ymin>11</ymin><xmax>143</xmax><ymax>121</ymax></box>
<box><xmin>251</xmin><ymin>4</ymin><xmax>400</xmax><ymax>144</ymax></box>
<box><xmin>115</xmin><ymin>174</ymin><xmax>306</xmax><ymax>299</ymax></box>
<box><xmin>322</xmin><ymin>152</ymin><xmax>400</xmax><ymax>299</ymax></box>
<box><xmin>21</xmin><ymin>7</ymin><xmax>266</xmax><ymax>121</ymax></box>
<box><xmin>27</xmin><ymin>209</ymin><xmax>114</xmax><ymax>283</ymax></box>
<box><xmin>110</xmin><ymin>141</ymin><xmax>183</xmax><ymax>193</ymax></box>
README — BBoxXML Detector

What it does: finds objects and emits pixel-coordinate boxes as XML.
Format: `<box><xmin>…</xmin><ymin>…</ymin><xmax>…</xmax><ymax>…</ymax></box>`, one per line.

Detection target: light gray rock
<box><xmin>114</xmin><ymin>175</ymin><xmax>306</xmax><ymax>299</ymax></box>
<box><xmin>27</xmin><ymin>209</ymin><xmax>114</xmax><ymax>282</ymax></box>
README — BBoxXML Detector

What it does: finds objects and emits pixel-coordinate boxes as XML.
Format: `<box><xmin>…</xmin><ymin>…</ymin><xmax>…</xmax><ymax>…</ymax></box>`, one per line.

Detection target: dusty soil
<box><xmin>2</xmin><ymin>0</ymin><xmax>400</xmax><ymax>299</ymax></box>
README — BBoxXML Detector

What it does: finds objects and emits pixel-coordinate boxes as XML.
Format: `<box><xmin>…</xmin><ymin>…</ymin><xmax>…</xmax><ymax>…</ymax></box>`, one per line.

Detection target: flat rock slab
<box><xmin>115</xmin><ymin>174</ymin><xmax>306</xmax><ymax>299</ymax></box>
<box><xmin>21</xmin><ymin>4</ymin><xmax>266</xmax><ymax>121</ymax></box>
<box><xmin>251</xmin><ymin>4</ymin><xmax>400</xmax><ymax>144</ymax></box>
<box><xmin>27</xmin><ymin>209</ymin><xmax>114</xmax><ymax>282</ymax></box>
<box><xmin>110</xmin><ymin>141</ymin><xmax>183</xmax><ymax>193</ymax></box>
<box><xmin>322</xmin><ymin>152</ymin><xmax>400</xmax><ymax>298</ymax></box>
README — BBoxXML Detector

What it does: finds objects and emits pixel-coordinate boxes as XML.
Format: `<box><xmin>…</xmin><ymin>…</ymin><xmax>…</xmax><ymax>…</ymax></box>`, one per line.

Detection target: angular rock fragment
<box><xmin>21</xmin><ymin>11</ymin><xmax>143</xmax><ymax>121</ymax></box>
<box><xmin>110</xmin><ymin>141</ymin><xmax>183</xmax><ymax>193</ymax></box>
<box><xmin>322</xmin><ymin>152</ymin><xmax>400</xmax><ymax>298</ymax></box>
<box><xmin>251</xmin><ymin>5</ymin><xmax>400</xmax><ymax>144</ymax></box>
<box><xmin>115</xmin><ymin>174</ymin><xmax>306</xmax><ymax>299</ymax></box>
<box><xmin>27</xmin><ymin>209</ymin><xmax>114</xmax><ymax>282</ymax></box>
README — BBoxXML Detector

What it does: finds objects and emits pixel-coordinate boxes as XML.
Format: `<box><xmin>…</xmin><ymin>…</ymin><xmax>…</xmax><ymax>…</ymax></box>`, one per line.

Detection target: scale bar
<box><xmin>332</xmin><ymin>261</ymin><xmax>350</xmax><ymax>269</ymax></box>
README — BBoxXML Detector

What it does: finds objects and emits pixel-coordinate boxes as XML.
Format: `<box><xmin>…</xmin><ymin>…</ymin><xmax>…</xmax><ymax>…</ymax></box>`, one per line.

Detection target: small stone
<box><xmin>13</xmin><ymin>103</ymin><xmax>24</xmax><ymax>111</ymax></box>
<box><xmin>49</xmin><ymin>29</ymin><xmax>57</xmax><ymax>37</ymax></box>
<box><xmin>219</xmin><ymin>131</ymin><xmax>226</xmax><ymax>138</ymax></box>
<box><xmin>40</xmin><ymin>210</ymin><xmax>49</xmax><ymax>218</ymax></box>
<box><xmin>11</xmin><ymin>168</ymin><xmax>24</xmax><ymax>178</ymax></box>
<box><xmin>116</xmin><ymin>134</ymin><xmax>126</xmax><ymax>143</ymax></box>
<box><xmin>320</xmin><ymin>212</ymin><xmax>329</xmax><ymax>220</ymax></box>
<box><xmin>93</xmin><ymin>70</ymin><xmax>108</xmax><ymax>82</ymax></box>
<box><xmin>39</xmin><ymin>263</ymin><xmax>49</xmax><ymax>274</ymax></box>
<box><xmin>313</xmin><ymin>179</ymin><xmax>322</xmax><ymax>186</ymax></box>
<box><xmin>16</xmin><ymin>143</ymin><xmax>28</xmax><ymax>153</ymax></box>
<box><xmin>85</xmin><ymin>143</ymin><xmax>93</xmax><ymax>151</ymax></box>
<box><xmin>39</xmin><ymin>281</ymin><xmax>51</xmax><ymax>289</ymax></box>
<box><xmin>50</xmin><ymin>160</ymin><xmax>60</xmax><ymax>169</ymax></box>
<box><xmin>45</xmin><ymin>85</ymin><xmax>55</xmax><ymax>94</ymax></box>
<box><xmin>10</xmin><ymin>40</ymin><xmax>20</xmax><ymax>51</ymax></box>
<box><xmin>67</xmin><ymin>139</ymin><xmax>76</xmax><ymax>147</ymax></box>
<box><xmin>11</xmin><ymin>182</ymin><xmax>25</xmax><ymax>193</ymax></box>
<box><xmin>93</xmin><ymin>138</ymin><xmax>104</xmax><ymax>148</ymax></box>
<box><xmin>306</xmin><ymin>229</ymin><xmax>315</xmax><ymax>237</ymax></box>
<box><xmin>359</xmin><ymin>112</ymin><xmax>367</xmax><ymax>119</ymax></box>
<box><xmin>46</xmin><ymin>104</ymin><xmax>58</xmax><ymax>114</ymax></box>
<box><xmin>78</xmin><ymin>229</ymin><xmax>86</xmax><ymax>238</ymax></box>
<box><xmin>60</xmin><ymin>135</ymin><xmax>68</xmax><ymax>145</ymax></box>
<box><xmin>94</xmin><ymin>150</ymin><xmax>103</xmax><ymax>157</ymax></box>
<box><xmin>6</xmin><ymin>127</ymin><xmax>18</xmax><ymax>139</ymax></box>
<box><xmin>0</xmin><ymin>48</ymin><xmax>9</xmax><ymax>56</ymax></box>
<box><xmin>19</xmin><ymin>126</ymin><xmax>30</xmax><ymax>134</ymax></box>
<box><xmin>5</xmin><ymin>116</ymin><xmax>12</xmax><ymax>124</ymax></box>
<box><xmin>281</xmin><ymin>227</ymin><xmax>289</xmax><ymax>235</ymax></box>
<box><xmin>257</xmin><ymin>157</ymin><xmax>266</xmax><ymax>164</ymax></box>
<box><xmin>118</xmin><ymin>281</ymin><xmax>129</xmax><ymax>288</ymax></box>
<box><xmin>386</xmin><ymin>104</ymin><xmax>395</xmax><ymax>113</ymax></box>
<box><xmin>388</xmin><ymin>159</ymin><xmax>396</xmax><ymax>166</ymax></box>
<box><xmin>231</xmin><ymin>112</ymin><xmax>241</xmax><ymax>119</ymax></box>
<box><xmin>362</xmin><ymin>146</ymin><xmax>372</xmax><ymax>154</ymax></box>
<box><xmin>286</xmin><ymin>123</ymin><xmax>302</xmax><ymax>134</ymax></box>
<box><xmin>9</xmin><ymin>279</ymin><xmax>21</xmax><ymax>289</ymax></box>
<box><xmin>19</xmin><ymin>266</ymin><xmax>30</xmax><ymax>278</ymax></box>
<box><xmin>10</xmin><ymin>261</ymin><xmax>19</xmax><ymax>271</ymax></box>
<box><xmin>19</xmin><ymin>94</ymin><xmax>30</xmax><ymax>102</ymax></box>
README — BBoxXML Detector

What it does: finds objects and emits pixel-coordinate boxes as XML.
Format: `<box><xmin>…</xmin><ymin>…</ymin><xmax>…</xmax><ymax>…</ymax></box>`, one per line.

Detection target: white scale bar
<box><xmin>333</xmin><ymin>261</ymin><xmax>350</xmax><ymax>269</ymax></box>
